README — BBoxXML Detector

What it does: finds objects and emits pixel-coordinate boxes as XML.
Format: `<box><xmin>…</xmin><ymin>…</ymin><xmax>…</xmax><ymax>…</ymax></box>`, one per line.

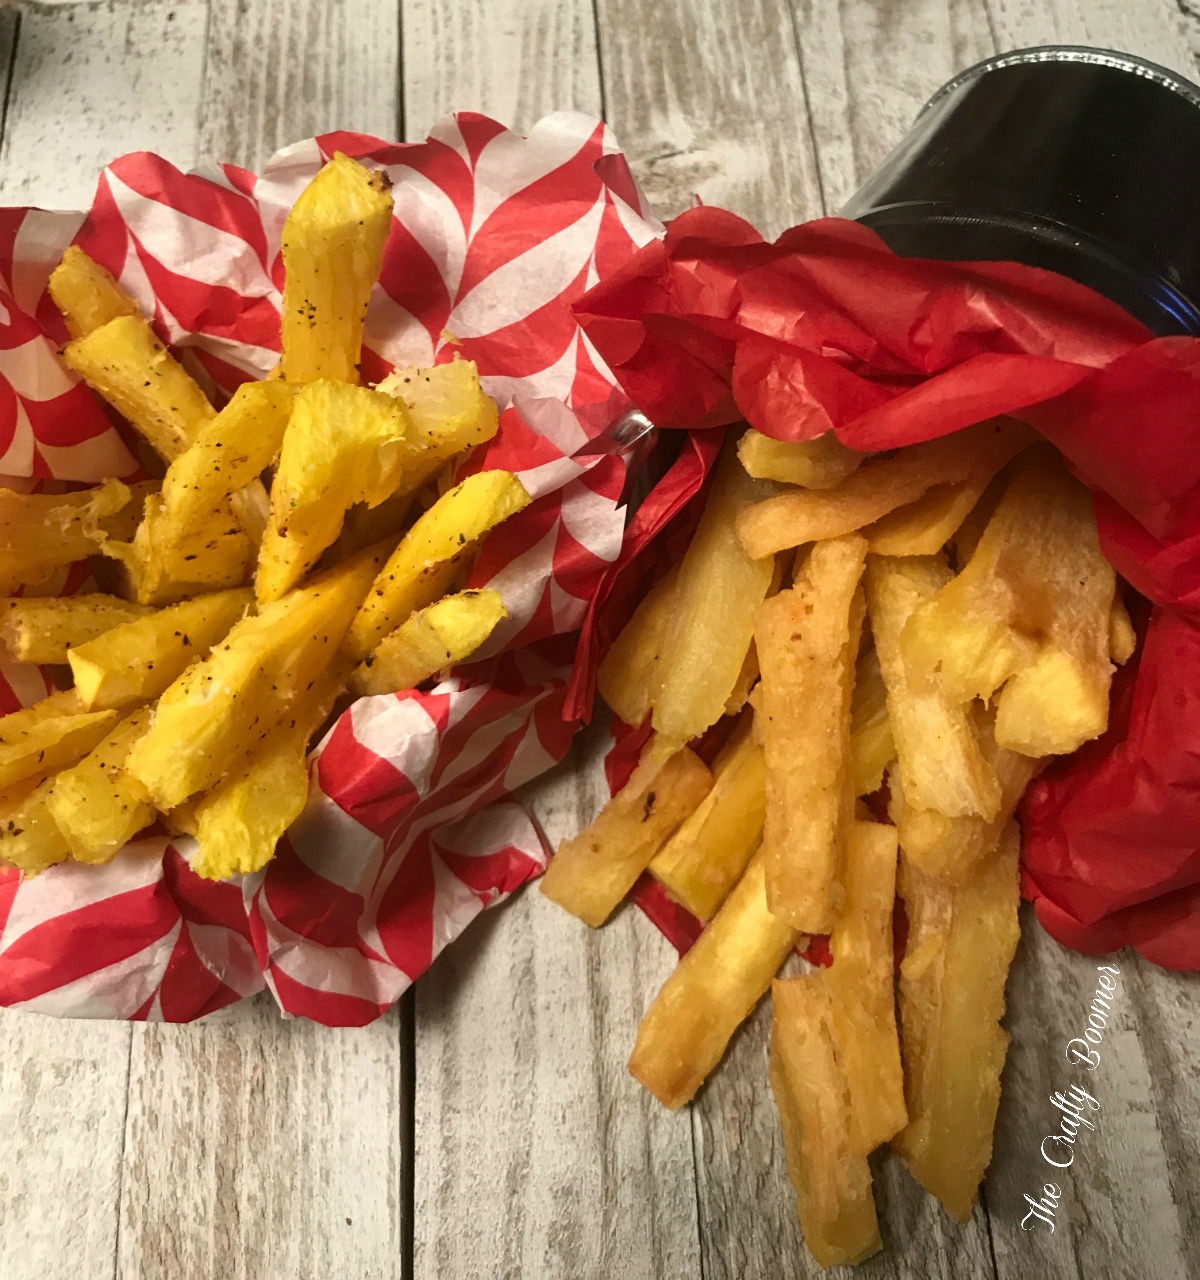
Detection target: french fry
<box><xmin>737</xmin><ymin>428</ymin><xmax>862</xmax><ymax>488</ymax></box>
<box><xmin>892</xmin><ymin>823</ymin><xmax>1021</xmax><ymax>1222</ymax></box>
<box><xmin>865</xmin><ymin>476</ymin><xmax>990</xmax><ymax>556</ymax></box>
<box><xmin>651</xmin><ymin>441</ymin><xmax>777</xmax><ymax>751</ymax></box>
<box><xmin>45</xmin><ymin>708</ymin><xmax>155</xmax><ymax>863</ymax></box>
<box><xmin>0</xmin><ymin>778</ymin><xmax>71</xmax><ymax>875</ymax></box>
<box><xmin>827</xmin><ymin>821</ymin><xmax>907</xmax><ymax>1154</ymax></box>
<box><xmin>279</xmin><ymin>152</ymin><xmax>394</xmax><ymax>384</ymax></box>
<box><xmin>48</xmin><ymin>245</ymin><xmax>139</xmax><ymax>339</ymax></box>
<box><xmin>754</xmin><ymin>534</ymin><xmax>866</xmax><ymax>932</ymax></box>
<box><xmin>649</xmin><ymin>714</ymin><xmax>766</xmax><ymax>920</ymax></box>
<box><xmin>0</xmin><ymin>480</ymin><xmax>133</xmax><ymax>592</ymax></box>
<box><xmin>61</xmin><ymin>314</ymin><xmax>216</xmax><ymax>461</ymax></box>
<box><xmin>125</xmin><ymin>543</ymin><xmax>388</xmax><ymax>808</ymax></box>
<box><xmin>629</xmin><ymin>851</ymin><xmax>799</xmax><ymax>1108</ymax></box>
<box><xmin>541</xmin><ymin>744</ymin><xmax>712</xmax><ymax>927</ymax></box>
<box><xmin>344</xmin><ymin>469</ymin><xmax>530</xmax><ymax>661</ymax></box>
<box><xmin>0</xmin><ymin>691</ymin><xmax>118</xmax><ymax>790</ymax></box>
<box><xmin>889</xmin><ymin>708</ymin><xmax>1041</xmax><ymax>883</ymax></box>
<box><xmin>866</xmin><ymin>555</ymin><xmax>1000</xmax><ymax>819</ymax></box>
<box><xmin>68</xmin><ymin>586</ymin><xmax>253</xmax><ymax>711</ymax></box>
<box><xmin>848</xmin><ymin>645</ymin><xmax>893</xmax><ymax>797</ymax></box>
<box><xmin>736</xmin><ymin>420</ymin><xmax>1030</xmax><ymax>559</ymax></box>
<box><xmin>596</xmin><ymin>565</ymin><xmax>679</xmax><ymax>727</ymax></box>
<box><xmin>1109</xmin><ymin>593</ymin><xmax>1136</xmax><ymax>665</ymax></box>
<box><xmin>723</xmin><ymin>643</ymin><xmax>760</xmax><ymax>716</ymax></box>
<box><xmin>0</xmin><ymin>593</ymin><xmax>151</xmax><ymax>663</ymax></box>
<box><xmin>350</xmin><ymin>588</ymin><xmax>506</xmax><ymax>696</ymax></box>
<box><xmin>188</xmin><ymin>670</ymin><xmax>345</xmax><ymax>880</ymax></box>
<box><xmin>769</xmin><ymin>976</ymin><xmax>883</xmax><ymax>1268</ymax></box>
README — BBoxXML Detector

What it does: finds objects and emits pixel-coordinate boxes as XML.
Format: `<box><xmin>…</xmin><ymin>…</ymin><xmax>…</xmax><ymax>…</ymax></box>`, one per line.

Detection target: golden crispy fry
<box><xmin>649</xmin><ymin>713</ymin><xmax>766</xmax><ymax>920</ymax></box>
<box><xmin>0</xmin><ymin>691</ymin><xmax>118</xmax><ymax>790</ymax></box>
<box><xmin>0</xmin><ymin>480</ymin><xmax>133</xmax><ymax>593</ymax></box>
<box><xmin>0</xmin><ymin>778</ymin><xmax>71</xmax><ymax>875</ymax></box>
<box><xmin>0</xmin><ymin>593</ymin><xmax>151</xmax><ymax>664</ymax></box>
<box><xmin>724</xmin><ymin>644</ymin><xmax>760</xmax><ymax>717</ymax></box>
<box><xmin>754</xmin><ymin>534</ymin><xmax>866</xmax><ymax>932</ymax></box>
<box><xmin>1109</xmin><ymin>593</ymin><xmax>1136</xmax><ymax>665</ymax></box>
<box><xmin>630</xmin><ymin>851</ymin><xmax>798</xmax><ymax>1108</ymax></box>
<box><xmin>61</xmin><ymin>315</ymin><xmax>216</xmax><ymax>460</ymax></box>
<box><xmin>866</xmin><ymin>555</ymin><xmax>1000</xmax><ymax>819</ymax></box>
<box><xmin>736</xmin><ymin>420</ymin><xmax>1030</xmax><ymax>559</ymax></box>
<box><xmin>541</xmin><ymin>744</ymin><xmax>712</xmax><ymax>928</ymax></box>
<box><xmin>651</xmin><ymin>441</ymin><xmax>777</xmax><ymax>751</ymax></box>
<box><xmin>189</xmin><ymin>671</ymin><xmax>345</xmax><ymax>880</ymax></box>
<box><xmin>737</xmin><ymin>428</ymin><xmax>863</xmax><ymax>489</ymax></box>
<box><xmin>49</xmin><ymin>246</ymin><xmax>139</xmax><ymax>340</ymax></box>
<box><xmin>279</xmin><ymin>152</ymin><xmax>394</xmax><ymax>384</ymax></box>
<box><xmin>256</xmin><ymin>381</ymin><xmax>418</xmax><ymax>603</ymax></box>
<box><xmin>45</xmin><ymin>708</ymin><xmax>155</xmax><ymax>863</ymax></box>
<box><xmin>893</xmin><ymin>824</ymin><xmax>1021</xmax><ymax>1221</ymax></box>
<box><xmin>345</xmin><ymin>469</ymin><xmax>530</xmax><ymax>661</ymax></box>
<box><xmin>848</xmin><ymin>645</ymin><xmax>893</xmax><ymax>797</ymax></box>
<box><xmin>126</xmin><ymin>544</ymin><xmax>387</xmax><ymax>808</ymax></box>
<box><xmin>769</xmin><ymin>976</ymin><xmax>883</xmax><ymax>1268</ymax></box>
<box><xmin>68</xmin><ymin>586</ymin><xmax>252</xmax><ymax>711</ymax></box>
<box><xmin>596</xmin><ymin>566</ymin><xmax>679</xmax><ymax>727</ymax></box>
<box><xmin>828</xmin><ymin>821</ymin><xmax>907</xmax><ymax>1154</ymax></box>
<box><xmin>865</xmin><ymin>476</ymin><xmax>990</xmax><ymax>556</ymax></box>
<box><xmin>350</xmin><ymin>588</ymin><xmax>506</xmax><ymax>696</ymax></box>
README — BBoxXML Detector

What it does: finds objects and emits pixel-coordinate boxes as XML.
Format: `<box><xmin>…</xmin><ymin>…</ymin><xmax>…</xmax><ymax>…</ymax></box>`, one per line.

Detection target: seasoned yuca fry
<box><xmin>189</xmin><ymin>670</ymin><xmax>346</xmax><ymax>880</ymax></box>
<box><xmin>754</xmin><ymin>534</ymin><xmax>866</xmax><ymax>932</ymax></box>
<box><xmin>158</xmin><ymin>379</ymin><xmax>297</xmax><ymax>537</ymax></box>
<box><xmin>629</xmin><ymin>851</ymin><xmax>799</xmax><ymax>1109</ymax></box>
<box><xmin>865</xmin><ymin>476</ymin><xmax>991</xmax><ymax>556</ymax></box>
<box><xmin>1109</xmin><ymin>593</ymin><xmax>1136</xmax><ymax>665</ymax></box>
<box><xmin>866</xmin><ymin>555</ymin><xmax>1000</xmax><ymax>819</ymax></box>
<box><xmin>651</xmin><ymin>441</ymin><xmax>776</xmax><ymax>751</ymax></box>
<box><xmin>344</xmin><ymin>470</ymin><xmax>531</xmax><ymax>661</ymax></box>
<box><xmin>649</xmin><ymin>714</ymin><xmax>766</xmax><ymax>921</ymax></box>
<box><xmin>828</xmin><ymin>821</ymin><xmax>907</xmax><ymax>1154</ymax></box>
<box><xmin>893</xmin><ymin>824</ymin><xmax>1021</xmax><ymax>1221</ymax></box>
<box><xmin>257</xmin><ymin>381</ymin><xmax>418</xmax><ymax>602</ymax></box>
<box><xmin>769</xmin><ymin>977</ymin><xmax>882</xmax><ymax>1268</ymax></box>
<box><xmin>541</xmin><ymin>745</ymin><xmax>712</xmax><ymax>927</ymax></box>
<box><xmin>0</xmin><ymin>481</ymin><xmax>133</xmax><ymax>592</ymax></box>
<box><xmin>889</xmin><ymin>709</ymin><xmax>1041</xmax><ymax>882</ymax></box>
<box><xmin>46</xmin><ymin>708</ymin><xmax>155</xmax><ymax>863</ymax></box>
<box><xmin>350</xmin><ymin>589</ymin><xmax>506</xmax><ymax>696</ymax></box>
<box><xmin>0</xmin><ymin>691</ymin><xmax>118</xmax><ymax>789</ymax></box>
<box><xmin>903</xmin><ymin>451</ymin><xmax>1117</xmax><ymax>738</ymax></box>
<box><xmin>596</xmin><ymin>565</ymin><xmax>679</xmax><ymax>727</ymax></box>
<box><xmin>0</xmin><ymin>778</ymin><xmax>71</xmax><ymax>875</ymax></box>
<box><xmin>126</xmin><ymin>543</ymin><xmax>388</xmax><ymax>808</ymax></box>
<box><xmin>68</xmin><ymin>586</ymin><xmax>253</xmax><ymax>710</ymax></box>
<box><xmin>736</xmin><ymin>420</ymin><xmax>1030</xmax><ymax>559</ymax></box>
<box><xmin>62</xmin><ymin>314</ymin><xmax>216</xmax><ymax>460</ymax></box>
<box><xmin>737</xmin><ymin>428</ymin><xmax>862</xmax><ymax>488</ymax></box>
<box><xmin>849</xmin><ymin>645</ymin><xmax>893</xmax><ymax>797</ymax></box>
<box><xmin>103</xmin><ymin>508</ymin><xmax>255</xmax><ymax>607</ymax></box>
<box><xmin>0</xmin><ymin>593</ymin><xmax>151</xmax><ymax>663</ymax></box>
<box><xmin>49</xmin><ymin>246</ymin><xmax>140</xmax><ymax>339</ymax></box>
<box><xmin>724</xmin><ymin>643</ymin><xmax>760</xmax><ymax>716</ymax></box>
<box><xmin>279</xmin><ymin>152</ymin><xmax>394</xmax><ymax>384</ymax></box>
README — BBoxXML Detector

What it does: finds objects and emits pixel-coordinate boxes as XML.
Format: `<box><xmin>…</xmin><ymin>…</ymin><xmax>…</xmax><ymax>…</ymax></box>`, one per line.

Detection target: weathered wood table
<box><xmin>1</xmin><ymin>2</ymin><xmax>1198</xmax><ymax>1277</ymax></box>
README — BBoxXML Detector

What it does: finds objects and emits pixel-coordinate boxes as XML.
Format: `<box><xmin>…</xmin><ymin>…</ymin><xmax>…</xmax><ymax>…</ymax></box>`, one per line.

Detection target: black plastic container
<box><xmin>842</xmin><ymin>47</ymin><xmax>1200</xmax><ymax>335</ymax></box>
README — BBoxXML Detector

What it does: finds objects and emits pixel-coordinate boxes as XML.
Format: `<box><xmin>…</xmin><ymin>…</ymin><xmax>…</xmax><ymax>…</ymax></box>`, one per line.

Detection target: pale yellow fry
<box><xmin>848</xmin><ymin>645</ymin><xmax>893</xmax><ymax>797</ymax></box>
<box><xmin>737</xmin><ymin>428</ymin><xmax>863</xmax><ymax>488</ymax></box>
<box><xmin>49</xmin><ymin>245</ymin><xmax>139</xmax><ymax>340</ymax></box>
<box><xmin>769</xmin><ymin>976</ymin><xmax>882</xmax><ymax>1268</ymax></box>
<box><xmin>0</xmin><ymin>777</ymin><xmax>70</xmax><ymax>875</ymax></box>
<box><xmin>0</xmin><ymin>691</ymin><xmax>118</xmax><ymax>790</ymax></box>
<box><xmin>541</xmin><ymin>744</ymin><xmax>712</xmax><ymax>928</ymax></box>
<box><xmin>0</xmin><ymin>481</ymin><xmax>132</xmax><ymax>591</ymax></box>
<box><xmin>1109</xmin><ymin>593</ymin><xmax>1136</xmax><ymax>665</ymax></box>
<box><xmin>597</xmin><ymin>565</ymin><xmax>679</xmax><ymax>728</ymax></box>
<box><xmin>865</xmin><ymin>476</ymin><xmax>990</xmax><ymax>556</ymax></box>
<box><xmin>0</xmin><ymin>594</ymin><xmax>151</xmax><ymax>664</ymax></box>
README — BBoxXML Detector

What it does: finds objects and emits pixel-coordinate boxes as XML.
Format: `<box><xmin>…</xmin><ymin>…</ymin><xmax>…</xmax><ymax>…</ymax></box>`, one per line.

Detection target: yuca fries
<box><xmin>0</xmin><ymin>152</ymin><xmax>528</xmax><ymax>881</ymax></box>
<box><xmin>548</xmin><ymin>416</ymin><xmax>1134</xmax><ymax>1269</ymax></box>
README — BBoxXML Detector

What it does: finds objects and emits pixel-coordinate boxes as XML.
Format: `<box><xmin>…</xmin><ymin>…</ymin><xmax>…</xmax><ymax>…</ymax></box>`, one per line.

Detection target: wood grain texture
<box><xmin>414</xmin><ymin>728</ymin><xmax>702</xmax><ymax>1280</ymax></box>
<box><xmin>0</xmin><ymin>1011</ymin><xmax>131</xmax><ymax>1279</ymax></box>
<box><xmin>199</xmin><ymin>0</ymin><xmax>403</xmax><ymax>172</ymax></box>
<box><xmin>595</xmin><ymin>0</ymin><xmax>825</xmax><ymax>236</ymax></box>
<box><xmin>402</xmin><ymin>0</ymin><xmax>603</xmax><ymax>141</ymax></box>
<box><xmin>0</xmin><ymin>0</ymin><xmax>209</xmax><ymax>208</ymax></box>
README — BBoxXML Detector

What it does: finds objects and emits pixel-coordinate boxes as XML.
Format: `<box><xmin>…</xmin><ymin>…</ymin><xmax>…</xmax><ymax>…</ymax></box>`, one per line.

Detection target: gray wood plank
<box><xmin>117</xmin><ymin>997</ymin><xmax>405</xmax><ymax>1280</ymax></box>
<box><xmin>199</xmin><ymin>0</ymin><xmax>403</xmax><ymax>172</ymax></box>
<box><xmin>596</xmin><ymin>0</ymin><xmax>825</xmax><ymax>237</ymax></box>
<box><xmin>0</xmin><ymin>1011</ymin><xmax>132</xmax><ymax>1278</ymax></box>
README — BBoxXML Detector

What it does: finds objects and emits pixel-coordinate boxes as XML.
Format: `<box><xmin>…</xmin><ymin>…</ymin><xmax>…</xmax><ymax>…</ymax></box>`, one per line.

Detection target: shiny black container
<box><xmin>842</xmin><ymin>47</ymin><xmax>1200</xmax><ymax>335</ymax></box>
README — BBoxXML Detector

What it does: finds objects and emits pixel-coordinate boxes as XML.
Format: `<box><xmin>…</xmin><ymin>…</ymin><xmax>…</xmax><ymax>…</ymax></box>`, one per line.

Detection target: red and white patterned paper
<box><xmin>0</xmin><ymin>113</ymin><xmax>662</xmax><ymax>1025</ymax></box>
